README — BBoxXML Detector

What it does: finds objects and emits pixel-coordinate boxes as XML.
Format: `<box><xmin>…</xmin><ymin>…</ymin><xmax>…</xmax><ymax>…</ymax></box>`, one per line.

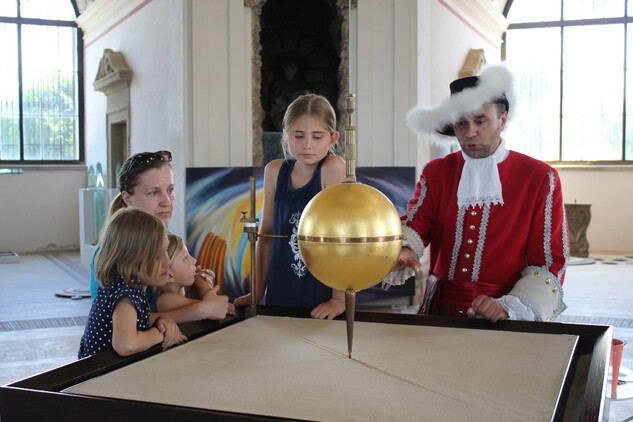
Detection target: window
<box><xmin>503</xmin><ymin>0</ymin><xmax>633</xmax><ymax>163</ymax></box>
<box><xmin>0</xmin><ymin>0</ymin><xmax>82</xmax><ymax>164</ymax></box>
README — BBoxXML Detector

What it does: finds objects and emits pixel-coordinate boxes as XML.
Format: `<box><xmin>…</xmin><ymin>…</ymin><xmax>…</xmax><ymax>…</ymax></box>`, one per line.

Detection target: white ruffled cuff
<box><xmin>401</xmin><ymin>225</ymin><xmax>424</xmax><ymax>258</ymax></box>
<box><xmin>381</xmin><ymin>225</ymin><xmax>425</xmax><ymax>290</ymax></box>
<box><xmin>495</xmin><ymin>295</ymin><xmax>535</xmax><ymax>321</ymax></box>
<box><xmin>507</xmin><ymin>266</ymin><xmax>567</xmax><ymax>322</ymax></box>
<box><xmin>382</xmin><ymin>267</ymin><xmax>417</xmax><ymax>290</ymax></box>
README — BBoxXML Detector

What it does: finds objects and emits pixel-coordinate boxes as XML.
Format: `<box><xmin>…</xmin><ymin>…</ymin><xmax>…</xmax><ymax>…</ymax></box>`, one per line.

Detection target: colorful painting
<box><xmin>185</xmin><ymin>166</ymin><xmax>415</xmax><ymax>303</ymax></box>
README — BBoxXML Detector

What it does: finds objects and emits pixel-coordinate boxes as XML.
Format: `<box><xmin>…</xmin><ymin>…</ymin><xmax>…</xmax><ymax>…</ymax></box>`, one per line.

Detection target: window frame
<box><xmin>502</xmin><ymin>0</ymin><xmax>633</xmax><ymax>166</ymax></box>
<box><xmin>0</xmin><ymin>0</ymin><xmax>84</xmax><ymax>165</ymax></box>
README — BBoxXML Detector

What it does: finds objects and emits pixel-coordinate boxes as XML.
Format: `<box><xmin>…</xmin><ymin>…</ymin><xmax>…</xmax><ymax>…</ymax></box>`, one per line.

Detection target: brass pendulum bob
<box><xmin>297</xmin><ymin>94</ymin><xmax>403</xmax><ymax>358</ymax></box>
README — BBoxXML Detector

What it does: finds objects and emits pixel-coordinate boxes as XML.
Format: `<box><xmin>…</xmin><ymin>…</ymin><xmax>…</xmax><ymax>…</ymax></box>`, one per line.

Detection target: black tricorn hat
<box><xmin>406</xmin><ymin>64</ymin><xmax>514</xmax><ymax>138</ymax></box>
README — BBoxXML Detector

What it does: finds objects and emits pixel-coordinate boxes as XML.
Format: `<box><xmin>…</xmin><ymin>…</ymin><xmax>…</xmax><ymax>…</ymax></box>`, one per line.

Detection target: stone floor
<box><xmin>0</xmin><ymin>251</ymin><xmax>632</xmax><ymax>421</ymax></box>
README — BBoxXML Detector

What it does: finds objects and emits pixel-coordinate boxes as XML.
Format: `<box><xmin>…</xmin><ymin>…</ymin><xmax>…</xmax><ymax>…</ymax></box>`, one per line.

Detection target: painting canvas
<box><xmin>186</xmin><ymin>166</ymin><xmax>415</xmax><ymax>303</ymax></box>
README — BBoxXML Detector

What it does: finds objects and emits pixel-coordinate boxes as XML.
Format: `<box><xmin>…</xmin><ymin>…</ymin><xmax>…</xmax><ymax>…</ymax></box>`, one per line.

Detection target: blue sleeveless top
<box><xmin>265</xmin><ymin>159</ymin><xmax>332</xmax><ymax>308</ymax></box>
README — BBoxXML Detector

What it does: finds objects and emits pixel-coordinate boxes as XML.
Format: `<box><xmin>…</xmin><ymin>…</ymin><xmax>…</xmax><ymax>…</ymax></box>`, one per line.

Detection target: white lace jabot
<box><xmin>457</xmin><ymin>141</ymin><xmax>508</xmax><ymax>209</ymax></box>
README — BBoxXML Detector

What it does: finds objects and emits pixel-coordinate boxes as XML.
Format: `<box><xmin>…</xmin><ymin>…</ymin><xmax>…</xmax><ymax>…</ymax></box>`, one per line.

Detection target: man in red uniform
<box><xmin>383</xmin><ymin>64</ymin><xmax>569</xmax><ymax>322</ymax></box>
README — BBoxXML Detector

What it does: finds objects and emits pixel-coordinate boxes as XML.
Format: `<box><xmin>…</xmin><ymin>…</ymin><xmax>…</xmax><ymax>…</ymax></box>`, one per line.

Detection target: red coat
<box><xmin>404</xmin><ymin>150</ymin><xmax>570</xmax><ymax>316</ymax></box>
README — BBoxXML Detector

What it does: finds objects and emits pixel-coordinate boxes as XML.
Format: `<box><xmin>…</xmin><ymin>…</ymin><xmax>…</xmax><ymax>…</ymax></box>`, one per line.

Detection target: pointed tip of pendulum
<box><xmin>345</xmin><ymin>290</ymin><xmax>356</xmax><ymax>359</ymax></box>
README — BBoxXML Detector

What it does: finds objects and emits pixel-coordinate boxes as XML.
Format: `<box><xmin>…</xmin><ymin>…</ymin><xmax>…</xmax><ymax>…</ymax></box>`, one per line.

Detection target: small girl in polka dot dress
<box><xmin>78</xmin><ymin>208</ymin><xmax>187</xmax><ymax>359</ymax></box>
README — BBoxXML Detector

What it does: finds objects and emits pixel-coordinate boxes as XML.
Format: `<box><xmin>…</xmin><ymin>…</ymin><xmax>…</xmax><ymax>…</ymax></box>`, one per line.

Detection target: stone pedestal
<box><xmin>565</xmin><ymin>203</ymin><xmax>591</xmax><ymax>257</ymax></box>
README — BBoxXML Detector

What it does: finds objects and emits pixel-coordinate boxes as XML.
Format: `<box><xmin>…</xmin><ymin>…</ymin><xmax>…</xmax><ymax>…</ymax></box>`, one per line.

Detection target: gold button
<box><xmin>545</xmin><ymin>278</ymin><xmax>551</xmax><ymax>284</ymax></box>
<box><xmin>470</xmin><ymin>210</ymin><xmax>477</xmax><ymax>216</ymax></box>
<box><xmin>464</xmin><ymin>253</ymin><xmax>471</xmax><ymax>259</ymax></box>
<box><xmin>467</xmin><ymin>239</ymin><xmax>474</xmax><ymax>244</ymax></box>
<box><xmin>553</xmin><ymin>307</ymin><xmax>557</xmax><ymax>313</ymax></box>
<box><xmin>458</xmin><ymin>310</ymin><xmax>463</xmax><ymax>315</ymax></box>
<box><xmin>461</xmin><ymin>268</ymin><xmax>468</xmax><ymax>273</ymax></box>
<box><xmin>469</xmin><ymin>225</ymin><xmax>476</xmax><ymax>230</ymax></box>
<box><xmin>534</xmin><ymin>271</ymin><xmax>540</xmax><ymax>277</ymax></box>
<box><xmin>546</xmin><ymin>318</ymin><xmax>551</xmax><ymax>322</ymax></box>
<box><xmin>552</xmin><ymin>287</ymin><xmax>558</xmax><ymax>293</ymax></box>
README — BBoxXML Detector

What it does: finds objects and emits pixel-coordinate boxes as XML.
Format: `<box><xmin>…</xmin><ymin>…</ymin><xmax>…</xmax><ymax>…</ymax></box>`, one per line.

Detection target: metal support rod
<box><xmin>249</xmin><ymin>178</ymin><xmax>256</xmax><ymax>309</ymax></box>
<box><xmin>344</xmin><ymin>93</ymin><xmax>356</xmax><ymax>183</ymax></box>
<box><xmin>240</xmin><ymin>177</ymin><xmax>259</xmax><ymax>318</ymax></box>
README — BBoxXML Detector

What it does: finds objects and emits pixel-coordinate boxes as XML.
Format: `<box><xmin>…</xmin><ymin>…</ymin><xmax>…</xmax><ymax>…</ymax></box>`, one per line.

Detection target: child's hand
<box><xmin>311</xmin><ymin>298</ymin><xmax>346</xmax><ymax>320</ymax></box>
<box><xmin>200</xmin><ymin>293</ymin><xmax>231</xmax><ymax>320</ymax></box>
<box><xmin>195</xmin><ymin>266</ymin><xmax>215</xmax><ymax>289</ymax></box>
<box><xmin>233</xmin><ymin>293</ymin><xmax>252</xmax><ymax>307</ymax></box>
<box><xmin>154</xmin><ymin>316</ymin><xmax>188</xmax><ymax>349</ymax></box>
<box><xmin>202</xmin><ymin>284</ymin><xmax>221</xmax><ymax>300</ymax></box>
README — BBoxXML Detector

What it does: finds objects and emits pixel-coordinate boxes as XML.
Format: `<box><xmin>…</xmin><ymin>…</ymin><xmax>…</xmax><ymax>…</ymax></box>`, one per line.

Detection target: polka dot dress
<box><xmin>78</xmin><ymin>277</ymin><xmax>151</xmax><ymax>359</ymax></box>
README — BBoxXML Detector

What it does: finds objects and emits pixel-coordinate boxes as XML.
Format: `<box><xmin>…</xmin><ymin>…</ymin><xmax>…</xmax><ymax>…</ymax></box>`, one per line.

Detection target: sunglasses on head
<box><xmin>121</xmin><ymin>150</ymin><xmax>172</xmax><ymax>191</ymax></box>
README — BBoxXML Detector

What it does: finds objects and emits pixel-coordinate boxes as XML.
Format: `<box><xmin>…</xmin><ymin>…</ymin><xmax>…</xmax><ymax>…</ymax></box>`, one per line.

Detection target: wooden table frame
<box><xmin>0</xmin><ymin>307</ymin><xmax>611</xmax><ymax>421</ymax></box>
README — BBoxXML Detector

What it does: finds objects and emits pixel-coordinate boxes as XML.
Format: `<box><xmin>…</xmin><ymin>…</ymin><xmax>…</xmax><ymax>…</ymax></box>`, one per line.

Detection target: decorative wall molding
<box><xmin>76</xmin><ymin>0</ymin><xmax>150</xmax><ymax>44</ymax></box>
<box><xmin>442</xmin><ymin>0</ymin><xmax>508</xmax><ymax>46</ymax></box>
<box><xmin>93</xmin><ymin>49</ymin><xmax>133</xmax><ymax>96</ymax></box>
<box><xmin>245</xmin><ymin>0</ymin><xmax>266</xmax><ymax>166</ymax></box>
<box><xmin>458</xmin><ymin>49</ymin><xmax>486</xmax><ymax>78</ymax></box>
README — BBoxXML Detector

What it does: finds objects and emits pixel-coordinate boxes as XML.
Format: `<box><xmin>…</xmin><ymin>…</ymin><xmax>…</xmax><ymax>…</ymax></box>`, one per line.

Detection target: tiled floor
<box><xmin>0</xmin><ymin>251</ymin><xmax>632</xmax><ymax>421</ymax></box>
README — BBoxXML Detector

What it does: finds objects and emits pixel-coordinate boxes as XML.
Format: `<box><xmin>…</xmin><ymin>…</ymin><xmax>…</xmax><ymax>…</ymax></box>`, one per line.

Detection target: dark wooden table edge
<box><xmin>0</xmin><ymin>307</ymin><xmax>611</xmax><ymax>422</ymax></box>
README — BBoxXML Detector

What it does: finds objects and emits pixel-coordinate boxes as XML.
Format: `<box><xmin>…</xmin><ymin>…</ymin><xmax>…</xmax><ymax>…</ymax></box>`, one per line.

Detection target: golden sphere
<box><xmin>297</xmin><ymin>182</ymin><xmax>403</xmax><ymax>292</ymax></box>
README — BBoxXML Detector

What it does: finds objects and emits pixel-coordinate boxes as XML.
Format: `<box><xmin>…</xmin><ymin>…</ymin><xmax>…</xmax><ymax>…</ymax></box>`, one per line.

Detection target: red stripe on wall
<box><xmin>84</xmin><ymin>0</ymin><xmax>154</xmax><ymax>48</ymax></box>
<box><xmin>436</xmin><ymin>0</ymin><xmax>501</xmax><ymax>49</ymax></box>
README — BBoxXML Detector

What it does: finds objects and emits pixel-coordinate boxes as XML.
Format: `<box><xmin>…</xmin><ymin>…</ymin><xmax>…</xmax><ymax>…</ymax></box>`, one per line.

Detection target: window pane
<box><xmin>0</xmin><ymin>23</ymin><xmax>19</xmax><ymax>160</ymax></box>
<box><xmin>626</xmin><ymin>23</ymin><xmax>633</xmax><ymax>160</ymax></box>
<box><xmin>564</xmin><ymin>0</ymin><xmax>624</xmax><ymax>20</ymax></box>
<box><xmin>21</xmin><ymin>24</ymin><xmax>78</xmax><ymax>160</ymax></box>
<box><xmin>507</xmin><ymin>0</ymin><xmax>561</xmax><ymax>23</ymax></box>
<box><xmin>20</xmin><ymin>0</ymin><xmax>75</xmax><ymax>20</ymax></box>
<box><xmin>0</xmin><ymin>0</ymin><xmax>17</xmax><ymax>17</ymax></box>
<box><xmin>562</xmin><ymin>25</ymin><xmax>624</xmax><ymax>161</ymax></box>
<box><xmin>504</xmin><ymin>27</ymin><xmax>561</xmax><ymax>161</ymax></box>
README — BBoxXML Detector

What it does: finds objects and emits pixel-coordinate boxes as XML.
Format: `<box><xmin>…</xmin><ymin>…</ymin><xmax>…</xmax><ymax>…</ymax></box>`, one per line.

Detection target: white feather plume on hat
<box><xmin>406</xmin><ymin>64</ymin><xmax>516</xmax><ymax>137</ymax></box>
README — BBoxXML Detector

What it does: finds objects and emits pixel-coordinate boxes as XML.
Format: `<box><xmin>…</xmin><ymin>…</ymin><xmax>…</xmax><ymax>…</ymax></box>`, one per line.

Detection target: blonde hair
<box><xmin>281</xmin><ymin>93</ymin><xmax>338</xmax><ymax>159</ymax></box>
<box><xmin>167</xmin><ymin>234</ymin><xmax>184</xmax><ymax>262</ymax></box>
<box><xmin>94</xmin><ymin>208</ymin><xmax>167</xmax><ymax>289</ymax></box>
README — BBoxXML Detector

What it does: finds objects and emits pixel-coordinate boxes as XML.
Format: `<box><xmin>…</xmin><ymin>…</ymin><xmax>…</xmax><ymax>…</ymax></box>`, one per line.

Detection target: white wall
<box><xmin>3</xmin><ymin>0</ymin><xmax>631</xmax><ymax>256</ymax></box>
<box><xmin>559</xmin><ymin>169</ymin><xmax>633</xmax><ymax>254</ymax></box>
<box><xmin>354</xmin><ymin>0</ymin><xmax>418</xmax><ymax>168</ymax></box>
<box><xmin>0</xmin><ymin>168</ymin><xmax>85</xmax><ymax>252</ymax></box>
<box><xmin>78</xmin><ymin>0</ymin><xmax>189</xmax><ymax>239</ymax></box>
<box><xmin>190</xmin><ymin>0</ymin><xmax>252</xmax><ymax>168</ymax></box>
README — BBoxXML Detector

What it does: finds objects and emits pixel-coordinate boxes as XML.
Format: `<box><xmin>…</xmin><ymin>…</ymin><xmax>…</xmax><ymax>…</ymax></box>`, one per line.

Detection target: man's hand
<box><xmin>391</xmin><ymin>247</ymin><xmax>421</xmax><ymax>273</ymax></box>
<box><xmin>467</xmin><ymin>295</ymin><xmax>508</xmax><ymax>323</ymax></box>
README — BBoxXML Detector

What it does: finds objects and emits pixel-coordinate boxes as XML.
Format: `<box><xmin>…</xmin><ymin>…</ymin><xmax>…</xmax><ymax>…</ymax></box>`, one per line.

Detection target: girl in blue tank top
<box><xmin>234</xmin><ymin>93</ymin><xmax>346</xmax><ymax>319</ymax></box>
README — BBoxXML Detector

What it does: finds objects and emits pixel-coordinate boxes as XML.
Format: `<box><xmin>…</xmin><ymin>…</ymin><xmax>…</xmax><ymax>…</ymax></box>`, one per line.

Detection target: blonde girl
<box><xmin>153</xmin><ymin>234</ymin><xmax>233</xmax><ymax>321</ymax></box>
<box><xmin>78</xmin><ymin>208</ymin><xmax>187</xmax><ymax>359</ymax></box>
<box><xmin>235</xmin><ymin>93</ymin><xmax>346</xmax><ymax>319</ymax></box>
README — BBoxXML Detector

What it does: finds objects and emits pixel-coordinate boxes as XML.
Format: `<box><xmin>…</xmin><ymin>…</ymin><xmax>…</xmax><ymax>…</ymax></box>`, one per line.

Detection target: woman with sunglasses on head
<box><xmin>89</xmin><ymin>151</ymin><xmax>232</xmax><ymax>324</ymax></box>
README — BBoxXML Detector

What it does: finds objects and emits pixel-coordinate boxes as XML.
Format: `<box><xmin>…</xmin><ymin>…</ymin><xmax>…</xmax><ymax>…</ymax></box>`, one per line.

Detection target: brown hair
<box><xmin>281</xmin><ymin>93</ymin><xmax>338</xmax><ymax>159</ymax></box>
<box><xmin>94</xmin><ymin>208</ymin><xmax>167</xmax><ymax>289</ymax></box>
